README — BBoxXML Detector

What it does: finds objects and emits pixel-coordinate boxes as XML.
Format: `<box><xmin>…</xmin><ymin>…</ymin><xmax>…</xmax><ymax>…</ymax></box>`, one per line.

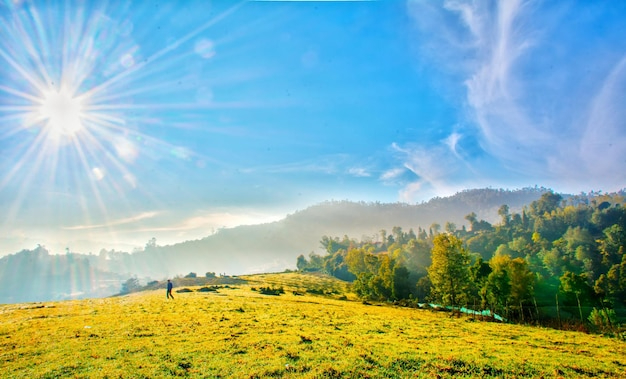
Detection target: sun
<box><xmin>38</xmin><ymin>86</ymin><xmax>85</xmax><ymax>138</ymax></box>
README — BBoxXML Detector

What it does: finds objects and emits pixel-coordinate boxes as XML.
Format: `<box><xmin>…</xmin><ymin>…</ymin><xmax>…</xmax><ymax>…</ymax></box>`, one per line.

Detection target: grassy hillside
<box><xmin>1</xmin><ymin>273</ymin><xmax>624</xmax><ymax>378</ymax></box>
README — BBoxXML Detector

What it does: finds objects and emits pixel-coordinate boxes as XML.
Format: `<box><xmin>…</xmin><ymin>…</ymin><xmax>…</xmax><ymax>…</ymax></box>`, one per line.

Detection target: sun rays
<box><xmin>0</xmin><ymin>1</ymin><xmax>248</xmax><ymax>250</ymax></box>
<box><xmin>0</xmin><ymin>3</ymin><xmax>141</xmax><ymax>238</ymax></box>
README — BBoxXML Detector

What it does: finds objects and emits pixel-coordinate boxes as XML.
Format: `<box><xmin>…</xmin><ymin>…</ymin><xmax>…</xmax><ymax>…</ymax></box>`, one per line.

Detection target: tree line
<box><xmin>296</xmin><ymin>191</ymin><xmax>625</xmax><ymax>326</ymax></box>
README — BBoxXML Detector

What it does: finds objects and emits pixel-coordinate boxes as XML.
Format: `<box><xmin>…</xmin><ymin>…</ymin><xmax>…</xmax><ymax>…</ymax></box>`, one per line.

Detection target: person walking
<box><xmin>166</xmin><ymin>279</ymin><xmax>174</xmax><ymax>299</ymax></box>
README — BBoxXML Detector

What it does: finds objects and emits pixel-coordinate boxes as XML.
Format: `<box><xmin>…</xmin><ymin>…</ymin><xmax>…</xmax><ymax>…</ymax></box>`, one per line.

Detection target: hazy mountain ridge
<box><xmin>0</xmin><ymin>187</ymin><xmax>548</xmax><ymax>303</ymax></box>
<box><xmin>0</xmin><ymin>247</ymin><xmax>125</xmax><ymax>303</ymax></box>
<box><xmin>122</xmin><ymin>188</ymin><xmax>549</xmax><ymax>277</ymax></box>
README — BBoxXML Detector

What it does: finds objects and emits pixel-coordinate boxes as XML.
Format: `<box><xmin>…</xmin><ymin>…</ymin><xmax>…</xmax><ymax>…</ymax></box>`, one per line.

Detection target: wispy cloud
<box><xmin>407</xmin><ymin>0</ymin><xmax>626</xmax><ymax>192</ymax></box>
<box><xmin>57</xmin><ymin>209</ymin><xmax>284</xmax><ymax>252</ymax></box>
<box><xmin>245</xmin><ymin>154</ymin><xmax>350</xmax><ymax>176</ymax></box>
<box><xmin>130</xmin><ymin>210</ymin><xmax>283</xmax><ymax>235</ymax></box>
<box><xmin>443</xmin><ymin>132</ymin><xmax>463</xmax><ymax>159</ymax></box>
<box><xmin>453</xmin><ymin>0</ymin><xmax>550</xmax><ymax>163</ymax></box>
<box><xmin>348</xmin><ymin>167</ymin><xmax>370</xmax><ymax>177</ymax></box>
<box><xmin>390</xmin><ymin>137</ymin><xmax>472</xmax><ymax>201</ymax></box>
<box><xmin>380</xmin><ymin>167</ymin><xmax>406</xmax><ymax>182</ymax></box>
<box><xmin>578</xmin><ymin>56</ymin><xmax>626</xmax><ymax>184</ymax></box>
<box><xmin>64</xmin><ymin>211</ymin><xmax>159</xmax><ymax>230</ymax></box>
<box><xmin>246</xmin><ymin>154</ymin><xmax>381</xmax><ymax>180</ymax></box>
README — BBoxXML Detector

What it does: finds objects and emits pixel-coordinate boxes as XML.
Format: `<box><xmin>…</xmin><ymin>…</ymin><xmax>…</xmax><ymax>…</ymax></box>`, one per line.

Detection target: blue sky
<box><xmin>0</xmin><ymin>0</ymin><xmax>625</xmax><ymax>255</ymax></box>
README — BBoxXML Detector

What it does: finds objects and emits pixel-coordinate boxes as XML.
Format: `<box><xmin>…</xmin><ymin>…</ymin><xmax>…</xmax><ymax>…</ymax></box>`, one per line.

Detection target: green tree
<box><xmin>469</xmin><ymin>257</ymin><xmax>491</xmax><ymax>307</ymax></box>
<box><xmin>560</xmin><ymin>271</ymin><xmax>593</xmax><ymax>322</ymax></box>
<box><xmin>415</xmin><ymin>275</ymin><xmax>431</xmax><ymax>302</ymax></box>
<box><xmin>145</xmin><ymin>237</ymin><xmax>157</xmax><ymax>249</ymax></box>
<box><xmin>427</xmin><ymin>234</ymin><xmax>470</xmax><ymax>307</ymax></box>
<box><xmin>324</xmin><ymin>249</ymin><xmax>355</xmax><ymax>281</ymax></box>
<box><xmin>320</xmin><ymin>236</ymin><xmax>345</xmax><ymax>254</ymax></box>
<box><xmin>308</xmin><ymin>252</ymin><xmax>324</xmax><ymax>270</ymax></box>
<box><xmin>401</xmin><ymin>238</ymin><xmax>432</xmax><ymax>275</ymax></box>
<box><xmin>531</xmin><ymin>192</ymin><xmax>563</xmax><ymax>216</ymax></box>
<box><xmin>484</xmin><ymin>254</ymin><xmax>512</xmax><ymax>315</ymax></box>
<box><xmin>296</xmin><ymin>254</ymin><xmax>308</xmax><ymax>271</ymax></box>
<box><xmin>465</xmin><ymin>212</ymin><xmax>477</xmax><ymax>232</ymax></box>
<box><xmin>507</xmin><ymin>257</ymin><xmax>535</xmax><ymax>315</ymax></box>
<box><xmin>430</xmin><ymin>223</ymin><xmax>441</xmax><ymax>236</ymax></box>
<box><xmin>598</xmin><ymin>224</ymin><xmax>625</xmax><ymax>267</ymax></box>
<box><xmin>120</xmin><ymin>277</ymin><xmax>140</xmax><ymax>294</ymax></box>
<box><xmin>498</xmin><ymin>204</ymin><xmax>511</xmax><ymax>226</ymax></box>
<box><xmin>353</xmin><ymin>272</ymin><xmax>375</xmax><ymax>299</ymax></box>
<box><xmin>392</xmin><ymin>265</ymin><xmax>411</xmax><ymax>300</ymax></box>
<box><xmin>392</xmin><ymin>226</ymin><xmax>405</xmax><ymax>245</ymax></box>
<box><xmin>373</xmin><ymin>255</ymin><xmax>394</xmax><ymax>300</ymax></box>
<box><xmin>600</xmin><ymin>259</ymin><xmax>626</xmax><ymax>307</ymax></box>
<box><xmin>445</xmin><ymin>222</ymin><xmax>457</xmax><ymax>234</ymax></box>
<box><xmin>483</xmin><ymin>254</ymin><xmax>535</xmax><ymax>319</ymax></box>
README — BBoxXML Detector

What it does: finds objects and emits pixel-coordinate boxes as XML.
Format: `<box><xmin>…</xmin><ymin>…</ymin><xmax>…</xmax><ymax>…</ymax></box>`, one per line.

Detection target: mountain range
<box><xmin>0</xmin><ymin>187</ymin><xmax>548</xmax><ymax>303</ymax></box>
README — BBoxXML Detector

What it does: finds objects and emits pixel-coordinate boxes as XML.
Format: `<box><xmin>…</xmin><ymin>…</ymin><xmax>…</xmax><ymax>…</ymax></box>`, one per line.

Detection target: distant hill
<box><xmin>92</xmin><ymin>187</ymin><xmax>549</xmax><ymax>278</ymax></box>
<box><xmin>0</xmin><ymin>187</ymin><xmax>547</xmax><ymax>303</ymax></box>
<box><xmin>0</xmin><ymin>246</ymin><xmax>125</xmax><ymax>304</ymax></box>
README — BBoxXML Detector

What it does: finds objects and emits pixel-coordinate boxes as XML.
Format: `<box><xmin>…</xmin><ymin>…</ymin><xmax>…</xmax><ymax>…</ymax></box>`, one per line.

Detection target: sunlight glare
<box><xmin>38</xmin><ymin>87</ymin><xmax>84</xmax><ymax>138</ymax></box>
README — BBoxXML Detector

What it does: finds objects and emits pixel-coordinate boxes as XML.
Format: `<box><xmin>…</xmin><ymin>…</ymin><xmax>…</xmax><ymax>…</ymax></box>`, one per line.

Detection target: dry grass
<box><xmin>1</xmin><ymin>272</ymin><xmax>624</xmax><ymax>378</ymax></box>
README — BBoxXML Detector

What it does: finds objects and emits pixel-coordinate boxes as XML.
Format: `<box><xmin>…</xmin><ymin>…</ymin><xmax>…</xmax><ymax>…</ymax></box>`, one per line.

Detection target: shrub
<box><xmin>197</xmin><ymin>286</ymin><xmax>219</xmax><ymax>292</ymax></box>
<box><xmin>588</xmin><ymin>307</ymin><xmax>616</xmax><ymax>331</ymax></box>
<box><xmin>257</xmin><ymin>286</ymin><xmax>284</xmax><ymax>296</ymax></box>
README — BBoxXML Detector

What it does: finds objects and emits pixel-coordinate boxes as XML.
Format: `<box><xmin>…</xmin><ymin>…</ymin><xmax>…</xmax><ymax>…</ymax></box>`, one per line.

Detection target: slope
<box><xmin>1</xmin><ymin>273</ymin><xmax>624</xmax><ymax>378</ymax></box>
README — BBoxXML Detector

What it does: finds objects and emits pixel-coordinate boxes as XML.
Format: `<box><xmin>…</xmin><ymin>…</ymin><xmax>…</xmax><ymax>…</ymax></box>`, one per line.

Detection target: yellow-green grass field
<box><xmin>1</xmin><ymin>273</ymin><xmax>624</xmax><ymax>378</ymax></box>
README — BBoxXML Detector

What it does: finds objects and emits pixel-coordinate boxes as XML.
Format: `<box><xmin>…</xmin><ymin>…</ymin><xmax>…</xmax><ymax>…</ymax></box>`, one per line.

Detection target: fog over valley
<box><xmin>1</xmin><ymin>188</ymin><xmax>546</xmax><ymax>303</ymax></box>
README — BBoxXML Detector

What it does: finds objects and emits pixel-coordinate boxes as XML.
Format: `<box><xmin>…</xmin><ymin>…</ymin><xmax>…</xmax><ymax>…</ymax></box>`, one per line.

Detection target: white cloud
<box><xmin>399</xmin><ymin>181</ymin><xmax>425</xmax><ymax>203</ymax></box>
<box><xmin>252</xmin><ymin>154</ymin><xmax>350</xmax><ymax>175</ymax></box>
<box><xmin>407</xmin><ymin>0</ymin><xmax>626</xmax><ymax>192</ymax></box>
<box><xmin>390</xmin><ymin>135</ymin><xmax>472</xmax><ymax>201</ymax></box>
<box><xmin>348</xmin><ymin>167</ymin><xmax>370</xmax><ymax>177</ymax></box>
<box><xmin>64</xmin><ymin>211</ymin><xmax>159</xmax><ymax>230</ymax></box>
<box><xmin>443</xmin><ymin>132</ymin><xmax>462</xmax><ymax>158</ymax></box>
<box><xmin>578</xmin><ymin>56</ymin><xmax>626</xmax><ymax>182</ymax></box>
<box><xmin>380</xmin><ymin>167</ymin><xmax>405</xmax><ymax>182</ymax></box>
<box><xmin>194</xmin><ymin>38</ymin><xmax>216</xmax><ymax>59</ymax></box>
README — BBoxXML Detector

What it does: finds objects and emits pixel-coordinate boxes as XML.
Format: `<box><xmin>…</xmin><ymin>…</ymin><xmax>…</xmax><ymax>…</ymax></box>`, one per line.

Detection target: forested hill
<box><xmin>1</xmin><ymin>187</ymin><xmax>548</xmax><ymax>303</ymax></box>
<box><xmin>296</xmin><ymin>191</ymin><xmax>626</xmax><ymax>326</ymax></box>
<box><xmin>98</xmin><ymin>188</ymin><xmax>547</xmax><ymax>278</ymax></box>
<box><xmin>100</xmin><ymin>188</ymin><xmax>549</xmax><ymax>278</ymax></box>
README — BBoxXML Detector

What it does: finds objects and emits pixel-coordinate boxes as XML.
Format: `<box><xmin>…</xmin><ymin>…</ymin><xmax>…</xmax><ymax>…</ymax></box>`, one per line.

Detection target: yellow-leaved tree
<box><xmin>428</xmin><ymin>234</ymin><xmax>470</xmax><ymax>307</ymax></box>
